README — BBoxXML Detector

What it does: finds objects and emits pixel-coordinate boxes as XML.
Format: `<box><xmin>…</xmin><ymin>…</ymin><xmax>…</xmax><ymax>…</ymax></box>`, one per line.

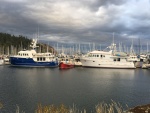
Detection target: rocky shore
<box><xmin>127</xmin><ymin>104</ymin><xmax>150</xmax><ymax>113</ymax></box>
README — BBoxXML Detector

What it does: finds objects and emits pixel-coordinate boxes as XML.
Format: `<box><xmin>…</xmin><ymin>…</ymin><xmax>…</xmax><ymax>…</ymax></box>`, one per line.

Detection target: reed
<box><xmin>16</xmin><ymin>105</ymin><xmax>25</xmax><ymax>113</ymax></box>
<box><xmin>95</xmin><ymin>100</ymin><xmax>126</xmax><ymax>113</ymax></box>
<box><xmin>0</xmin><ymin>102</ymin><xmax>3</xmax><ymax>109</ymax></box>
<box><xmin>34</xmin><ymin>100</ymin><xmax>126</xmax><ymax>113</ymax></box>
<box><xmin>12</xmin><ymin>101</ymin><xmax>128</xmax><ymax>113</ymax></box>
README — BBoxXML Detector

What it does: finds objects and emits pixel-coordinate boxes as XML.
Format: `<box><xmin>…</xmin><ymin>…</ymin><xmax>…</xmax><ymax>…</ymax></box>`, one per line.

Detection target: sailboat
<box><xmin>127</xmin><ymin>39</ymin><xmax>143</xmax><ymax>68</ymax></box>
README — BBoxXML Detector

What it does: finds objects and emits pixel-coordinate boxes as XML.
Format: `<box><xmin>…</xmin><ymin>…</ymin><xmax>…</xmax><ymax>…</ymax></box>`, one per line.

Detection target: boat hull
<box><xmin>134</xmin><ymin>61</ymin><xmax>143</xmax><ymax>68</ymax></box>
<box><xmin>142</xmin><ymin>63</ymin><xmax>150</xmax><ymax>69</ymax></box>
<box><xmin>10</xmin><ymin>57</ymin><xmax>59</xmax><ymax>67</ymax></box>
<box><xmin>59</xmin><ymin>62</ymin><xmax>74</xmax><ymax>69</ymax></box>
<box><xmin>0</xmin><ymin>59</ymin><xmax>4</xmax><ymax>65</ymax></box>
<box><xmin>80</xmin><ymin>58</ymin><xmax>136</xmax><ymax>69</ymax></box>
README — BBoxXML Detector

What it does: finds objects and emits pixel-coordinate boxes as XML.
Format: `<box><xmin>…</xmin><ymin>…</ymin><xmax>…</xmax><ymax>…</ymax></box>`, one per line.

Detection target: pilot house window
<box><xmin>40</xmin><ymin>57</ymin><xmax>42</xmax><ymax>61</ymax></box>
<box><xmin>43</xmin><ymin>58</ymin><xmax>45</xmax><ymax>61</ymax></box>
<box><xmin>117</xmin><ymin>58</ymin><xmax>120</xmax><ymax>61</ymax></box>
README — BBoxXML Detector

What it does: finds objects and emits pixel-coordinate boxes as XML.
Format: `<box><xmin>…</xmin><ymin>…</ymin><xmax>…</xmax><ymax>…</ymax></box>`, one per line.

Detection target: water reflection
<box><xmin>1</xmin><ymin>66</ymin><xmax>150</xmax><ymax>112</ymax></box>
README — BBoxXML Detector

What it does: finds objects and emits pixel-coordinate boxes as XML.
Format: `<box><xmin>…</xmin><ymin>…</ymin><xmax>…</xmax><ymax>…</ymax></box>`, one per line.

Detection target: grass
<box><xmin>12</xmin><ymin>100</ymin><xmax>127</xmax><ymax>113</ymax></box>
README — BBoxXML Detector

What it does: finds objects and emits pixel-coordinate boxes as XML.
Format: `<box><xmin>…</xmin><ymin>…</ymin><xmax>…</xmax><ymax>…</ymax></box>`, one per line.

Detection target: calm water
<box><xmin>0</xmin><ymin>65</ymin><xmax>150</xmax><ymax>112</ymax></box>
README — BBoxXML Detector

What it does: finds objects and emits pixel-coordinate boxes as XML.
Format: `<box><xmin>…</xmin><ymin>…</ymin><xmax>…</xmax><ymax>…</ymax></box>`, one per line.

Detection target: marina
<box><xmin>1</xmin><ymin>38</ymin><xmax>150</xmax><ymax>112</ymax></box>
<box><xmin>0</xmin><ymin>0</ymin><xmax>150</xmax><ymax>112</ymax></box>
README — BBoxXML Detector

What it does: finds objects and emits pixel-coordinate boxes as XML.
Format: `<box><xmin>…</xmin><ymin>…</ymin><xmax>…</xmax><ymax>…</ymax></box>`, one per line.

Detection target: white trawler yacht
<box><xmin>80</xmin><ymin>43</ymin><xmax>136</xmax><ymax>69</ymax></box>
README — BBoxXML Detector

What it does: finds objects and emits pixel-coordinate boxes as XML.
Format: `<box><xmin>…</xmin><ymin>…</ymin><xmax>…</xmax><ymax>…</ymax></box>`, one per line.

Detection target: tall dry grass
<box><xmin>0</xmin><ymin>100</ymin><xmax>128</xmax><ymax>113</ymax></box>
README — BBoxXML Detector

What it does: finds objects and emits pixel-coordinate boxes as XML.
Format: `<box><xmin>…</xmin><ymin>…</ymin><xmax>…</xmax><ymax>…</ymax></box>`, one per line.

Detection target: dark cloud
<box><xmin>81</xmin><ymin>0</ymin><xmax>126</xmax><ymax>11</ymax></box>
<box><xmin>0</xmin><ymin>0</ymin><xmax>150</xmax><ymax>49</ymax></box>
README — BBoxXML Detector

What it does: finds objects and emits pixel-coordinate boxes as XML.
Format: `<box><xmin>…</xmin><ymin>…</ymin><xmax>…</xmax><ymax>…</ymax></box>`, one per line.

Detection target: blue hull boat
<box><xmin>9</xmin><ymin>39</ymin><xmax>59</xmax><ymax>67</ymax></box>
<box><xmin>10</xmin><ymin>57</ymin><xmax>59</xmax><ymax>67</ymax></box>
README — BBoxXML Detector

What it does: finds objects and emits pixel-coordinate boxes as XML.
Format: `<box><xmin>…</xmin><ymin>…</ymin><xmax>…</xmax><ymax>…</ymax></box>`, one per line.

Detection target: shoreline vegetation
<box><xmin>2</xmin><ymin>100</ymin><xmax>150</xmax><ymax>113</ymax></box>
<box><xmin>0</xmin><ymin>101</ymin><xmax>150</xmax><ymax>113</ymax></box>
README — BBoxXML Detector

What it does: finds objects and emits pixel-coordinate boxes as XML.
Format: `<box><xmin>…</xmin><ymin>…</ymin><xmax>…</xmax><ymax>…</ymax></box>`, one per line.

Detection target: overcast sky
<box><xmin>0</xmin><ymin>0</ymin><xmax>150</xmax><ymax>47</ymax></box>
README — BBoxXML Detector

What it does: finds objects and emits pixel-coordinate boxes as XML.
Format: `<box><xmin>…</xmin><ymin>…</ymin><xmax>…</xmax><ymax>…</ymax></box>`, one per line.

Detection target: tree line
<box><xmin>0</xmin><ymin>32</ymin><xmax>55</xmax><ymax>55</ymax></box>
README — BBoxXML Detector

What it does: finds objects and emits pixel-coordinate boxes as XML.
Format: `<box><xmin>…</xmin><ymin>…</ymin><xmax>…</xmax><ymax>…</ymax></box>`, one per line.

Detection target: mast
<box><xmin>47</xmin><ymin>42</ymin><xmax>49</xmax><ymax>52</ymax></box>
<box><xmin>78</xmin><ymin>43</ymin><xmax>80</xmax><ymax>54</ymax></box>
<box><xmin>147</xmin><ymin>42</ymin><xmax>149</xmax><ymax>53</ymax></box>
<box><xmin>113</xmin><ymin>32</ymin><xmax>114</xmax><ymax>44</ymax></box>
<box><xmin>100</xmin><ymin>44</ymin><xmax>101</xmax><ymax>51</ymax></box>
<box><xmin>89</xmin><ymin>43</ymin><xmax>91</xmax><ymax>52</ymax></box>
<box><xmin>139</xmin><ymin>38</ymin><xmax>140</xmax><ymax>55</ymax></box>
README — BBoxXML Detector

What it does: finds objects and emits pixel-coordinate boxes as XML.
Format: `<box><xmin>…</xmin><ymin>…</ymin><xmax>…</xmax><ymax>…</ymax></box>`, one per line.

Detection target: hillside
<box><xmin>0</xmin><ymin>32</ymin><xmax>55</xmax><ymax>55</ymax></box>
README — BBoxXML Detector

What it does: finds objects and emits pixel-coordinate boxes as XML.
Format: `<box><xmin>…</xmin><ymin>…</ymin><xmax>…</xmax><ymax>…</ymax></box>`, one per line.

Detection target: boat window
<box><xmin>43</xmin><ymin>58</ymin><xmax>45</xmax><ymax>61</ymax></box>
<box><xmin>114</xmin><ymin>59</ymin><xmax>116</xmax><ymax>61</ymax></box>
<box><xmin>97</xmin><ymin>55</ymin><xmax>99</xmax><ymax>57</ymax></box>
<box><xmin>66</xmin><ymin>59</ymin><xmax>68</xmax><ymax>61</ymax></box>
<box><xmin>37</xmin><ymin>58</ymin><xmax>39</xmax><ymax>61</ymax></box>
<box><xmin>117</xmin><ymin>58</ymin><xmax>120</xmax><ymax>61</ymax></box>
<box><xmin>40</xmin><ymin>57</ymin><xmax>42</xmax><ymax>61</ymax></box>
<box><xmin>140</xmin><ymin>59</ymin><xmax>143</xmax><ymax>62</ymax></box>
<box><xmin>103</xmin><ymin>55</ymin><xmax>105</xmax><ymax>57</ymax></box>
<box><xmin>101</xmin><ymin>55</ymin><xmax>102</xmax><ymax>57</ymax></box>
<box><xmin>88</xmin><ymin>54</ymin><xmax>91</xmax><ymax>57</ymax></box>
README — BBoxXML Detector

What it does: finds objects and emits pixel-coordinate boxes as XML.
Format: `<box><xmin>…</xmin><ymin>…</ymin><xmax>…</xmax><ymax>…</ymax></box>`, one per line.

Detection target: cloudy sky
<box><xmin>0</xmin><ymin>0</ymin><xmax>150</xmax><ymax>47</ymax></box>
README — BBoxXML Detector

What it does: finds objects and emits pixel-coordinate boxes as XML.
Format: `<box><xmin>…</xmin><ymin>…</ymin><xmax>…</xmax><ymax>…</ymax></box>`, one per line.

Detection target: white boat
<box><xmin>127</xmin><ymin>55</ymin><xmax>143</xmax><ymax>68</ymax></box>
<box><xmin>0</xmin><ymin>56</ymin><xmax>4</xmax><ymax>65</ymax></box>
<box><xmin>74</xmin><ymin>58</ymin><xmax>82</xmax><ymax>66</ymax></box>
<box><xmin>73</xmin><ymin>54</ymin><xmax>82</xmax><ymax>66</ymax></box>
<box><xmin>141</xmin><ymin>53</ymin><xmax>150</xmax><ymax>68</ymax></box>
<box><xmin>80</xmin><ymin>43</ymin><xmax>135</xmax><ymax>69</ymax></box>
<box><xmin>3</xmin><ymin>55</ymin><xmax>10</xmax><ymax>65</ymax></box>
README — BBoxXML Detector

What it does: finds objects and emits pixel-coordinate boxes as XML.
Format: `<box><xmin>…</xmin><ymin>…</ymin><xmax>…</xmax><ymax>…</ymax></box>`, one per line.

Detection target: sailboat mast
<box><xmin>147</xmin><ymin>42</ymin><xmax>149</xmax><ymax>53</ymax></box>
<box><xmin>139</xmin><ymin>38</ymin><xmax>140</xmax><ymax>55</ymax></box>
<box><xmin>113</xmin><ymin>32</ymin><xmax>114</xmax><ymax>44</ymax></box>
